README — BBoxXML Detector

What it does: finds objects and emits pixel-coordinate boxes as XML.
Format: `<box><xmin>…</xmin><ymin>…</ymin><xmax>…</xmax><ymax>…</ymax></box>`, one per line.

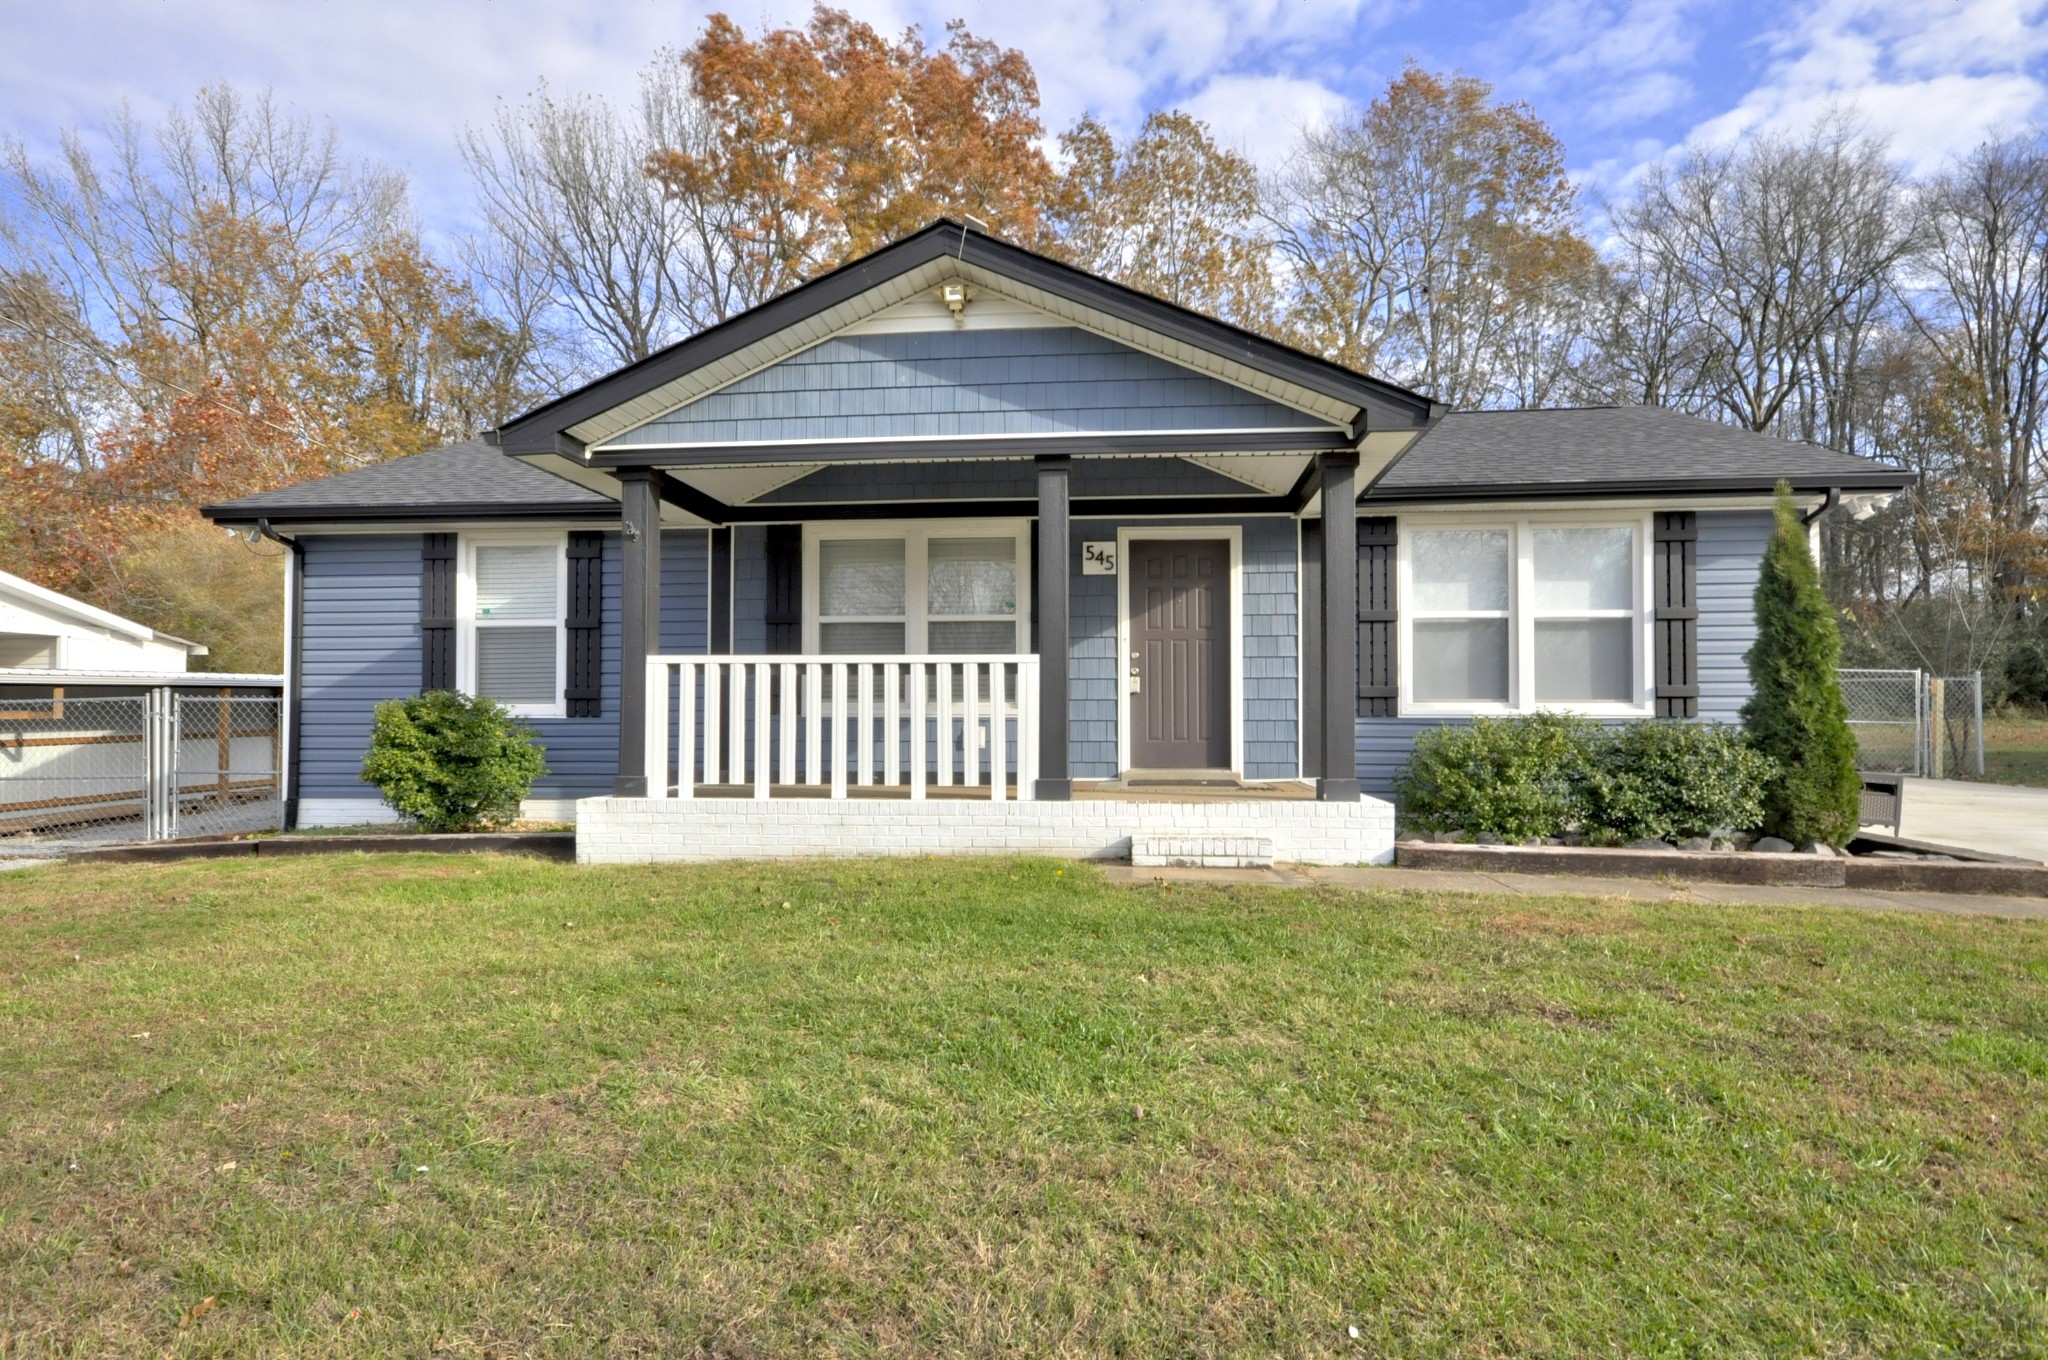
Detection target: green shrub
<box><xmin>1394</xmin><ymin>712</ymin><xmax>1601</xmax><ymax>840</ymax></box>
<box><xmin>360</xmin><ymin>691</ymin><xmax>547</xmax><ymax>832</ymax></box>
<box><xmin>1742</xmin><ymin>486</ymin><xmax>1861</xmax><ymax>846</ymax></box>
<box><xmin>1589</xmin><ymin>721</ymin><xmax>1775</xmax><ymax>842</ymax></box>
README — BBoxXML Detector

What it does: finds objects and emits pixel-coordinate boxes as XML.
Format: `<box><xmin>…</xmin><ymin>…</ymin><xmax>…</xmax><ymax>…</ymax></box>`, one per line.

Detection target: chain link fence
<box><xmin>1838</xmin><ymin>668</ymin><xmax>1984</xmax><ymax>778</ymax></box>
<box><xmin>0</xmin><ymin>689</ymin><xmax>282</xmax><ymax>855</ymax></box>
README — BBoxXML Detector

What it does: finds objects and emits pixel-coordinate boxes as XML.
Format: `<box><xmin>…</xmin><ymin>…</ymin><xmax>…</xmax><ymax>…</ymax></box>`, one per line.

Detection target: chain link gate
<box><xmin>1837</xmin><ymin>668</ymin><xmax>1984</xmax><ymax>778</ymax></box>
<box><xmin>0</xmin><ymin>687</ymin><xmax>283</xmax><ymax>853</ymax></box>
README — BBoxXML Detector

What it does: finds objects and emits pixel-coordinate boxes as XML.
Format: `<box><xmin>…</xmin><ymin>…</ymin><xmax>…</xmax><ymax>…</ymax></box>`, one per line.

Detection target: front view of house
<box><xmin>205</xmin><ymin>219</ymin><xmax>1910</xmax><ymax>864</ymax></box>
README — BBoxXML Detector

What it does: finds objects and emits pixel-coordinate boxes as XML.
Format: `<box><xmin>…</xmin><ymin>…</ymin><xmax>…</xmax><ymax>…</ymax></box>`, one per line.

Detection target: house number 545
<box><xmin>1082</xmin><ymin>542</ymin><xmax>1117</xmax><ymax>575</ymax></box>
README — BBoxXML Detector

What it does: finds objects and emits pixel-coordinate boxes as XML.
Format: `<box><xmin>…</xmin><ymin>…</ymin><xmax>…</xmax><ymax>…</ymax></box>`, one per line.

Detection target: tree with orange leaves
<box><xmin>643</xmin><ymin>6</ymin><xmax>1054</xmax><ymax>308</ymax></box>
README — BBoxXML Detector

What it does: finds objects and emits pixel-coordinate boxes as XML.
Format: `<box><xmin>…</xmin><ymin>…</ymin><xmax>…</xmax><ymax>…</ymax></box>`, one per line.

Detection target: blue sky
<box><xmin>2</xmin><ymin>0</ymin><xmax>2044</xmax><ymax>247</ymax></box>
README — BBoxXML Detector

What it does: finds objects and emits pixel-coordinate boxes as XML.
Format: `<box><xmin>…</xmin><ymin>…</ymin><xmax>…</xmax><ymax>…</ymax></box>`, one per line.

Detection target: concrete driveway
<box><xmin>1897</xmin><ymin>778</ymin><xmax>2048</xmax><ymax>863</ymax></box>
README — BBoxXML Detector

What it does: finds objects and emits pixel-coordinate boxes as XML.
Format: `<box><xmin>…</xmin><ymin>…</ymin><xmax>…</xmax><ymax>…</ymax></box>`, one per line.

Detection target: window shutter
<box><xmin>1356</xmin><ymin>516</ymin><xmax>1397</xmax><ymax>717</ymax></box>
<box><xmin>1653</xmin><ymin>512</ymin><xmax>1698</xmax><ymax>718</ymax></box>
<box><xmin>420</xmin><ymin>533</ymin><xmax>456</xmax><ymax>692</ymax></box>
<box><xmin>565</xmin><ymin>531</ymin><xmax>603</xmax><ymax>717</ymax></box>
<box><xmin>764</xmin><ymin>524</ymin><xmax>801</xmax><ymax>654</ymax></box>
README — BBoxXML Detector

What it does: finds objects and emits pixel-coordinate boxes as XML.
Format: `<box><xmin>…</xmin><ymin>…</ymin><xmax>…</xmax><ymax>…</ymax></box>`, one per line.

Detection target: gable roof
<box><xmin>1365</xmin><ymin>404</ymin><xmax>1914</xmax><ymax>502</ymax></box>
<box><xmin>493</xmin><ymin>219</ymin><xmax>1440</xmax><ymax>457</ymax></box>
<box><xmin>0</xmin><ymin>570</ymin><xmax>206</xmax><ymax>654</ymax></box>
<box><xmin>201</xmin><ymin>440</ymin><xmax>617</xmax><ymax>525</ymax></box>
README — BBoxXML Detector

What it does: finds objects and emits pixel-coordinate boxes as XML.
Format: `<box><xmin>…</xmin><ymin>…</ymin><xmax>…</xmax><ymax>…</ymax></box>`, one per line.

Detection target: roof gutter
<box><xmin>1800</xmin><ymin>486</ymin><xmax>1841</xmax><ymax>526</ymax></box>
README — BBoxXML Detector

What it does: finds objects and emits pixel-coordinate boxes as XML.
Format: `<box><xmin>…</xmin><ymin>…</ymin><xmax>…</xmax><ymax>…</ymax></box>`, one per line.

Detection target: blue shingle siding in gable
<box><xmin>298</xmin><ymin>535</ymin><xmax>423</xmax><ymax>799</ymax></box>
<box><xmin>755</xmin><ymin>456</ymin><xmax>1260</xmax><ymax>504</ymax></box>
<box><xmin>608</xmin><ymin>328</ymin><xmax>1333</xmax><ymax>446</ymax></box>
<box><xmin>1351</xmin><ymin>508</ymin><xmax>1775</xmax><ymax>799</ymax></box>
<box><xmin>1695</xmin><ymin>510</ymin><xmax>1771</xmax><ymax>721</ymax></box>
<box><xmin>1069</xmin><ymin>516</ymin><xmax>1298</xmax><ymax>780</ymax></box>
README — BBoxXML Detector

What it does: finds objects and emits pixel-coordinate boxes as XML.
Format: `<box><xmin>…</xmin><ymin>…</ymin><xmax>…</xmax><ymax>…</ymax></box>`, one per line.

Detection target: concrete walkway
<box><xmin>1102</xmin><ymin>863</ymin><xmax>2048</xmax><ymax>919</ymax></box>
<box><xmin>1897</xmin><ymin>777</ymin><xmax>2048</xmax><ymax>863</ymax></box>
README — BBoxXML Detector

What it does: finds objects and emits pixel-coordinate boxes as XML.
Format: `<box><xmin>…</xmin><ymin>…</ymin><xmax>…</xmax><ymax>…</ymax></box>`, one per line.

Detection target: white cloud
<box><xmin>1181</xmin><ymin>74</ymin><xmax>1353</xmax><ymax>167</ymax></box>
<box><xmin>1679</xmin><ymin>0</ymin><xmax>2048</xmax><ymax>173</ymax></box>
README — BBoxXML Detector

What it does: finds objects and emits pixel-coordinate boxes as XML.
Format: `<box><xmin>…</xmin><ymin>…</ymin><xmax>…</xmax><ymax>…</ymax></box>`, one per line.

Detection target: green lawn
<box><xmin>2</xmin><ymin>856</ymin><xmax>2045</xmax><ymax>1357</ymax></box>
<box><xmin>1980</xmin><ymin>711</ymin><xmax>2048</xmax><ymax>788</ymax></box>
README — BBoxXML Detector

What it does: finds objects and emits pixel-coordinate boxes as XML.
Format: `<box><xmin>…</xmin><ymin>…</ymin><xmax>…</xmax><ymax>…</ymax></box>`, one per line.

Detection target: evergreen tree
<box><xmin>1742</xmin><ymin>485</ymin><xmax>1862</xmax><ymax>845</ymax></box>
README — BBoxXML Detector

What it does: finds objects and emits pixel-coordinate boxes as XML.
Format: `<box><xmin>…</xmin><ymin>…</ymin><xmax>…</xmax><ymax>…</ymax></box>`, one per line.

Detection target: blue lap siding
<box><xmin>1350</xmin><ymin>508</ymin><xmax>1773</xmax><ymax>798</ymax></box>
<box><xmin>296</xmin><ymin>529</ymin><xmax>708</xmax><ymax>804</ymax></box>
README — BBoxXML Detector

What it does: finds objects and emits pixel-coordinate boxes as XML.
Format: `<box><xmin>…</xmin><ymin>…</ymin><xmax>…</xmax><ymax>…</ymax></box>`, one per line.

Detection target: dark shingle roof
<box><xmin>1368</xmin><ymin>405</ymin><xmax>1912</xmax><ymax>500</ymax></box>
<box><xmin>201</xmin><ymin>440</ymin><xmax>615</xmax><ymax>524</ymax></box>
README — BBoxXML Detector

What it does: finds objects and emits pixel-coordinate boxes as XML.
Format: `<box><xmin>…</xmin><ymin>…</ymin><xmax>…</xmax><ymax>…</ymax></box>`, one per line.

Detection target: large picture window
<box><xmin>807</xmin><ymin>522</ymin><xmax>1028</xmax><ymax>655</ymax></box>
<box><xmin>461</xmin><ymin>535</ymin><xmax>567</xmax><ymax>717</ymax></box>
<box><xmin>1401</xmin><ymin>517</ymin><xmax>1649</xmax><ymax>715</ymax></box>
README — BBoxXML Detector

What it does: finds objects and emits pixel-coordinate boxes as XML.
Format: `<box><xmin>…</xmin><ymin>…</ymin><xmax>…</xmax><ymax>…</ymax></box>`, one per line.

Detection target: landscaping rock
<box><xmin>1474</xmin><ymin>832</ymin><xmax>1503</xmax><ymax>845</ymax></box>
<box><xmin>1625</xmin><ymin>837</ymin><xmax>1676</xmax><ymax>852</ymax></box>
<box><xmin>1752</xmin><ymin>836</ymin><xmax>1795</xmax><ymax>854</ymax></box>
<box><xmin>1677</xmin><ymin>836</ymin><xmax>1713</xmax><ymax>852</ymax></box>
<box><xmin>1800</xmin><ymin>842</ymin><xmax>1840</xmax><ymax>857</ymax></box>
<box><xmin>1430</xmin><ymin>830</ymin><xmax>1464</xmax><ymax>844</ymax></box>
<box><xmin>1710</xmin><ymin>837</ymin><xmax>1739</xmax><ymax>853</ymax></box>
<box><xmin>1540</xmin><ymin>837</ymin><xmax>1565</xmax><ymax>847</ymax></box>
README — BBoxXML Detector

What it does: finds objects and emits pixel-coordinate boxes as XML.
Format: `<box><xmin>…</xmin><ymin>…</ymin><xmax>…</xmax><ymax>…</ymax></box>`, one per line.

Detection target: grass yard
<box><xmin>2</xmin><ymin>857</ymin><xmax>2045</xmax><ymax>1358</ymax></box>
<box><xmin>1980</xmin><ymin>710</ymin><xmax>2048</xmax><ymax>788</ymax></box>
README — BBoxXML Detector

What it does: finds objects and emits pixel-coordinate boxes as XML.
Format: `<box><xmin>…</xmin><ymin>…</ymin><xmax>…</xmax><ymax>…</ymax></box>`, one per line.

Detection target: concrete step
<box><xmin>1131</xmin><ymin>832</ymin><xmax>1276</xmax><ymax>869</ymax></box>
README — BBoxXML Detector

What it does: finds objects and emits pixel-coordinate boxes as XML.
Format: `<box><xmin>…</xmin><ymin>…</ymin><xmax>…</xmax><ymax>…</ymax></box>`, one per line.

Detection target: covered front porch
<box><xmin>602</xmin><ymin>446</ymin><xmax>1371</xmax><ymax>805</ymax></box>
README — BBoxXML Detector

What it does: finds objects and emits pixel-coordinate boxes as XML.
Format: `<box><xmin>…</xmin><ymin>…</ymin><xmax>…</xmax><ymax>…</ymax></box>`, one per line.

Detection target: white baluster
<box><xmin>936</xmin><ymin>661</ymin><xmax>953</xmax><ymax>787</ymax></box>
<box><xmin>645</xmin><ymin>659</ymin><xmax>671</xmax><ymax>799</ymax></box>
<box><xmin>703</xmin><ymin>663</ymin><xmax>722</xmax><ymax>787</ymax></box>
<box><xmin>805</xmin><ymin>662</ymin><xmax>822</xmax><ymax>786</ymax></box>
<box><xmin>830</xmin><ymin>661</ymin><xmax>848</xmax><ymax>800</ymax></box>
<box><xmin>884</xmin><ymin>661</ymin><xmax>901</xmax><ymax>787</ymax></box>
<box><xmin>909</xmin><ymin>659</ymin><xmax>927</xmax><ymax>801</ymax></box>
<box><xmin>753</xmin><ymin>662</ymin><xmax>770</xmax><ymax>800</ymax></box>
<box><xmin>778</xmin><ymin>662</ymin><xmax>797</xmax><ymax>786</ymax></box>
<box><xmin>990</xmin><ymin>660</ymin><xmax>1006</xmax><ymax>802</ymax></box>
<box><xmin>676</xmin><ymin>661</ymin><xmax>697</xmax><ymax>798</ymax></box>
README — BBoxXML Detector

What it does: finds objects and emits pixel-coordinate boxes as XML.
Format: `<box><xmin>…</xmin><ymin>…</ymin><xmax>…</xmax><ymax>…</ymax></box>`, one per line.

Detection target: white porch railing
<box><xmin>644</xmin><ymin>654</ymin><xmax>1039</xmax><ymax>801</ymax></box>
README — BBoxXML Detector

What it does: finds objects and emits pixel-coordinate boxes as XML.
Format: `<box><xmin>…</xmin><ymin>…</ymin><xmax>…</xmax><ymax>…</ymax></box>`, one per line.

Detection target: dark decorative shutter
<box><xmin>764</xmin><ymin>525</ymin><xmax>802</xmax><ymax>653</ymax></box>
<box><xmin>709</xmin><ymin>528</ymin><xmax>733</xmax><ymax>653</ymax></box>
<box><xmin>565</xmin><ymin>531</ymin><xmax>603</xmax><ymax>717</ymax></box>
<box><xmin>1356</xmin><ymin>516</ymin><xmax>1397</xmax><ymax>717</ymax></box>
<box><xmin>420</xmin><ymin>533</ymin><xmax>456</xmax><ymax>693</ymax></box>
<box><xmin>1654</xmin><ymin>512</ymin><xmax>1699</xmax><ymax>718</ymax></box>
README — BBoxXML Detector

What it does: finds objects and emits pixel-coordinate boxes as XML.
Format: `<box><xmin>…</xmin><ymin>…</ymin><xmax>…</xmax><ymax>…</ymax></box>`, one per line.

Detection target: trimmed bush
<box><xmin>1742</xmin><ymin>486</ymin><xmax>1861</xmax><ymax>846</ymax></box>
<box><xmin>361</xmin><ymin>691</ymin><xmax>547</xmax><ymax>832</ymax></box>
<box><xmin>1589</xmin><ymin>721</ymin><xmax>1775</xmax><ymax>843</ymax></box>
<box><xmin>1394</xmin><ymin>712</ymin><xmax>1601</xmax><ymax>840</ymax></box>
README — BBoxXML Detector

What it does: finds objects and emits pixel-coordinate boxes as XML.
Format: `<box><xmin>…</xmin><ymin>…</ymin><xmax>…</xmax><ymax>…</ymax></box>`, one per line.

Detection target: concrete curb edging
<box><xmin>66</xmin><ymin>832</ymin><xmax>575</xmax><ymax>865</ymax></box>
<box><xmin>1396</xmin><ymin>841</ymin><xmax>2048</xmax><ymax>898</ymax></box>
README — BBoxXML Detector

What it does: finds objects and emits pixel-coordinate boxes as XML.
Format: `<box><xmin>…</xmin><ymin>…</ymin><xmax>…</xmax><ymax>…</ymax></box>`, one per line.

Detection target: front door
<box><xmin>1128</xmin><ymin>539</ymin><xmax>1230</xmax><ymax>771</ymax></box>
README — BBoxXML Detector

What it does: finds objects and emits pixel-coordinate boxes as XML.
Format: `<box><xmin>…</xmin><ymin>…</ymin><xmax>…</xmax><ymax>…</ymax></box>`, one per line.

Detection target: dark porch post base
<box><xmin>1035</xmin><ymin>454</ymin><xmax>1072</xmax><ymax>800</ymax></box>
<box><xmin>1317</xmin><ymin>450</ymin><xmax>1362</xmax><ymax>802</ymax></box>
<box><xmin>614</xmin><ymin>469</ymin><xmax>663</xmax><ymax>797</ymax></box>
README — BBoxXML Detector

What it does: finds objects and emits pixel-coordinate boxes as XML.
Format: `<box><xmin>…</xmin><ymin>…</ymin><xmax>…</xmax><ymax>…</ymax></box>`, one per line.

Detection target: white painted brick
<box><xmin>573</xmin><ymin>796</ymin><xmax>1394</xmax><ymax>867</ymax></box>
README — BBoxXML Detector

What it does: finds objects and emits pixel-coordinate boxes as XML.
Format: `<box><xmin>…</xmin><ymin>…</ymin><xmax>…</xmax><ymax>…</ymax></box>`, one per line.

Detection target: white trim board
<box><xmin>1115</xmin><ymin>525</ymin><xmax>1245</xmax><ymax>779</ymax></box>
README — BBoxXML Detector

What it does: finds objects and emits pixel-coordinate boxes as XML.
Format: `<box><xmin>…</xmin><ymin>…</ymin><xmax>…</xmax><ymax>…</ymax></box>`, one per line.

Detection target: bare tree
<box><xmin>1268</xmin><ymin>65</ymin><xmax>1598</xmax><ymax>408</ymax></box>
<box><xmin>1606</xmin><ymin>116</ymin><xmax>1916</xmax><ymax>436</ymax></box>
<box><xmin>1910</xmin><ymin>133</ymin><xmax>2048</xmax><ymax>568</ymax></box>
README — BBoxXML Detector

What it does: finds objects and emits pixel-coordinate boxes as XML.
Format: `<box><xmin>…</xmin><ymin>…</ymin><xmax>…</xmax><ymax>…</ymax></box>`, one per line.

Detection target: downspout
<box><xmin>256</xmin><ymin>518</ymin><xmax>304</xmax><ymax>830</ymax></box>
<box><xmin>1799</xmin><ymin>487</ymin><xmax>1840</xmax><ymax>526</ymax></box>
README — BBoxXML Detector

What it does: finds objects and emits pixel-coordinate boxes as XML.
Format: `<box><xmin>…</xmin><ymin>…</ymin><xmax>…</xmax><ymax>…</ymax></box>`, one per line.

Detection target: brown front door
<box><xmin>1128</xmin><ymin>539</ymin><xmax>1230</xmax><ymax>771</ymax></box>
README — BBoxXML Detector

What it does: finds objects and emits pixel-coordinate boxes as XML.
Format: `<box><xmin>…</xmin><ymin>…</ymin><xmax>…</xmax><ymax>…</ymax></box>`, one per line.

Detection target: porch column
<box><xmin>614</xmin><ymin>468</ymin><xmax>663</xmax><ymax>797</ymax></box>
<box><xmin>1317</xmin><ymin>449</ymin><xmax>1362</xmax><ymax>801</ymax></box>
<box><xmin>1035</xmin><ymin>454</ymin><xmax>1072</xmax><ymax>800</ymax></box>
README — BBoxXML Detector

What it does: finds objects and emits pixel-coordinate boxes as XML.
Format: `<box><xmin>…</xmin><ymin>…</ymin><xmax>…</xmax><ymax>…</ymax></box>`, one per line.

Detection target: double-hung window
<box><xmin>1401</xmin><ymin>516</ymin><xmax>1649</xmax><ymax>715</ymax></box>
<box><xmin>461</xmin><ymin>535</ymin><xmax>567</xmax><ymax>717</ymax></box>
<box><xmin>808</xmin><ymin>523</ymin><xmax>1028</xmax><ymax>655</ymax></box>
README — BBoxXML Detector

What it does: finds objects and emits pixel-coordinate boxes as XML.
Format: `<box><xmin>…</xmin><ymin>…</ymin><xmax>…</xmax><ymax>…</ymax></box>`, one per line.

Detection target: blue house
<box><xmin>203</xmin><ymin>220</ymin><xmax>1910</xmax><ymax>864</ymax></box>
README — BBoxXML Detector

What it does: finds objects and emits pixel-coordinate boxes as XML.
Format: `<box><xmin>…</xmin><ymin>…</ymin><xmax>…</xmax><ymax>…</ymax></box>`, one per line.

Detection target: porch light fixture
<box><xmin>940</xmin><ymin>282</ymin><xmax>970</xmax><ymax>324</ymax></box>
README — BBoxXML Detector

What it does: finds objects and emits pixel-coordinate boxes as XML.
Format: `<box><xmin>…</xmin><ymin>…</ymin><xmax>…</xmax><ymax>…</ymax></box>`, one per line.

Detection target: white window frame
<box><xmin>801</xmin><ymin>519</ymin><xmax>1032</xmax><ymax>655</ymax></box>
<box><xmin>1396</xmin><ymin>511</ymin><xmax>1654</xmax><ymax>718</ymax></box>
<box><xmin>456</xmin><ymin>530</ymin><xmax>569</xmax><ymax>719</ymax></box>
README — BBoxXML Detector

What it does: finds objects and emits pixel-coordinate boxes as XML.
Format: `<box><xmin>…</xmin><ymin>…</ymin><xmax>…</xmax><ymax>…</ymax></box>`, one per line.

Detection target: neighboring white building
<box><xmin>0</xmin><ymin>570</ymin><xmax>206</xmax><ymax>673</ymax></box>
